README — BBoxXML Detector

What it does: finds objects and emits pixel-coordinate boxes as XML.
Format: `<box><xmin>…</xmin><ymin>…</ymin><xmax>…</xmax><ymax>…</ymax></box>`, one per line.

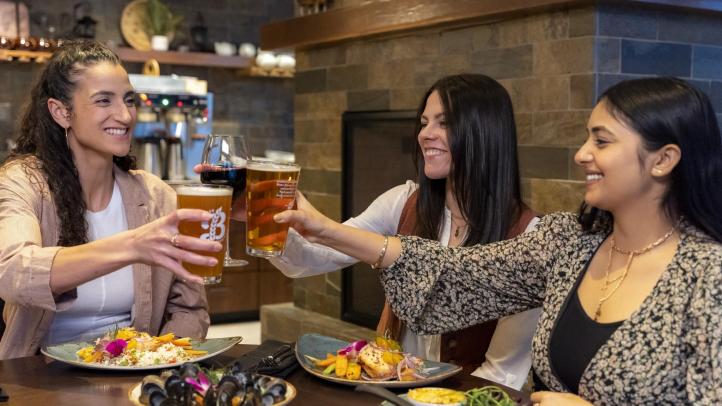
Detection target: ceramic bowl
<box><xmin>239</xmin><ymin>42</ymin><xmax>256</xmax><ymax>58</ymax></box>
<box><xmin>256</xmin><ymin>51</ymin><xmax>278</xmax><ymax>69</ymax></box>
<box><xmin>406</xmin><ymin>388</ymin><xmax>465</xmax><ymax>406</ymax></box>
<box><xmin>214</xmin><ymin>42</ymin><xmax>237</xmax><ymax>56</ymax></box>
<box><xmin>277</xmin><ymin>54</ymin><xmax>296</xmax><ymax>69</ymax></box>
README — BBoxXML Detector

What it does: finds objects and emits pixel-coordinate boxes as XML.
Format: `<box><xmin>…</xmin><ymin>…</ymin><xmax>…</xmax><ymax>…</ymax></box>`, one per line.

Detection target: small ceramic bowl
<box><xmin>406</xmin><ymin>388</ymin><xmax>465</xmax><ymax>406</ymax></box>
<box><xmin>214</xmin><ymin>42</ymin><xmax>236</xmax><ymax>56</ymax></box>
<box><xmin>255</xmin><ymin>51</ymin><xmax>278</xmax><ymax>69</ymax></box>
<box><xmin>239</xmin><ymin>42</ymin><xmax>256</xmax><ymax>58</ymax></box>
<box><xmin>277</xmin><ymin>54</ymin><xmax>296</xmax><ymax>69</ymax></box>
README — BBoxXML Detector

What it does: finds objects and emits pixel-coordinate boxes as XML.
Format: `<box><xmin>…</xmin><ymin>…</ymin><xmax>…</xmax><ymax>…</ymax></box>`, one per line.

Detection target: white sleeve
<box><xmin>268</xmin><ymin>181</ymin><xmax>417</xmax><ymax>278</ymax></box>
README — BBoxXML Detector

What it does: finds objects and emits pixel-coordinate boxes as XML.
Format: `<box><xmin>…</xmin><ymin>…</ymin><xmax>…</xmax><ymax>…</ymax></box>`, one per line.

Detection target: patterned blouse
<box><xmin>380</xmin><ymin>212</ymin><xmax>722</xmax><ymax>405</ymax></box>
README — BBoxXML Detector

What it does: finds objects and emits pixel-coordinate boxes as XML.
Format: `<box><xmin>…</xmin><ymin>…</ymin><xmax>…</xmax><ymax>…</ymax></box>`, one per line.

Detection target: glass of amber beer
<box><xmin>246</xmin><ymin>160</ymin><xmax>300</xmax><ymax>257</ymax></box>
<box><xmin>176</xmin><ymin>184</ymin><xmax>233</xmax><ymax>284</ymax></box>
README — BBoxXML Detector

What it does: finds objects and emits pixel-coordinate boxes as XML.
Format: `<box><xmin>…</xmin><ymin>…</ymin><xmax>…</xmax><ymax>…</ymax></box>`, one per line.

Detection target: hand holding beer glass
<box><xmin>176</xmin><ymin>184</ymin><xmax>233</xmax><ymax>284</ymax></box>
<box><xmin>246</xmin><ymin>161</ymin><xmax>300</xmax><ymax>257</ymax></box>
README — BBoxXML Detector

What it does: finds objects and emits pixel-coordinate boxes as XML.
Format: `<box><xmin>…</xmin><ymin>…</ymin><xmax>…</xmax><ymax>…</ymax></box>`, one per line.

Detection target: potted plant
<box><xmin>143</xmin><ymin>0</ymin><xmax>183</xmax><ymax>51</ymax></box>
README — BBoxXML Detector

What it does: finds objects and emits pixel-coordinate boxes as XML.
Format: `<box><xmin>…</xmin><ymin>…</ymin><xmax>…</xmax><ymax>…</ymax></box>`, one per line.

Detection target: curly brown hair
<box><xmin>5</xmin><ymin>40</ymin><xmax>135</xmax><ymax>247</ymax></box>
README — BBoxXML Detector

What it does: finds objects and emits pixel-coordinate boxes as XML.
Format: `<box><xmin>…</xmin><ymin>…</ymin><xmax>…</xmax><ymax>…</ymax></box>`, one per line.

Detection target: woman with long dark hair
<box><xmin>275</xmin><ymin>77</ymin><xmax>722</xmax><ymax>404</ymax></box>
<box><xmin>270</xmin><ymin>74</ymin><xmax>540</xmax><ymax>389</ymax></box>
<box><xmin>0</xmin><ymin>41</ymin><xmax>220</xmax><ymax>360</ymax></box>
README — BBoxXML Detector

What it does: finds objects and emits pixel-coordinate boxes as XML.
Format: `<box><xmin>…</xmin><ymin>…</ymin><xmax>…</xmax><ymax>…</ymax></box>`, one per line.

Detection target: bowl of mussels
<box><xmin>130</xmin><ymin>362</ymin><xmax>296</xmax><ymax>406</ymax></box>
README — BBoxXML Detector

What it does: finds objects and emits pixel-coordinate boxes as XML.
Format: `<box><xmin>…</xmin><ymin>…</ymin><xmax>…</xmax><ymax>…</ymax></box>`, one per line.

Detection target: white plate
<box><xmin>41</xmin><ymin>336</ymin><xmax>242</xmax><ymax>371</ymax></box>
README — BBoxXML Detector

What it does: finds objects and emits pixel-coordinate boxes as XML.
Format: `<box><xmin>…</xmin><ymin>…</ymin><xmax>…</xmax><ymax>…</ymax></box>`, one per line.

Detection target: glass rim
<box><xmin>246</xmin><ymin>159</ymin><xmax>299</xmax><ymax>169</ymax></box>
<box><xmin>176</xmin><ymin>183</ymin><xmax>233</xmax><ymax>195</ymax></box>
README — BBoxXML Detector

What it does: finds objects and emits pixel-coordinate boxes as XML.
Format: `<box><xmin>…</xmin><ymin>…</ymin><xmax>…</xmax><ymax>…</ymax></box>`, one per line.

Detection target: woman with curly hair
<box><xmin>0</xmin><ymin>40</ymin><xmax>220</xmax><ymax>360</ymax></box>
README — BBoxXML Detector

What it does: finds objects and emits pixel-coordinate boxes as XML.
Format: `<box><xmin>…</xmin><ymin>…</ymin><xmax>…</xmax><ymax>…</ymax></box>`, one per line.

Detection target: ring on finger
<box><xmin>170</xmin><ymin>232</ymin><xmax>181</xmax><ymax>248</ymax></box>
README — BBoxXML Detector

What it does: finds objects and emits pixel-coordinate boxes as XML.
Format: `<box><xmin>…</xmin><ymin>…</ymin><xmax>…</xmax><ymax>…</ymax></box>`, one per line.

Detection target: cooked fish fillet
<box><xmin>358</xmin><ymin>344</ymin><xmax>394</xmax><ymax>378</ymax></box>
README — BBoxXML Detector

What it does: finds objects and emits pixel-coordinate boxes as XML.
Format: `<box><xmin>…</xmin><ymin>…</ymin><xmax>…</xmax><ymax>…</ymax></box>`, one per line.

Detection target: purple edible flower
<box><xmin>104</xmin><ymin>339</ymin><xmax>127</xmax><ymax>357</ymax></box>
<box><xmin>185</xmin><ymin>371</ymin><xmax>211</xmax><ymax>395</ymax></box>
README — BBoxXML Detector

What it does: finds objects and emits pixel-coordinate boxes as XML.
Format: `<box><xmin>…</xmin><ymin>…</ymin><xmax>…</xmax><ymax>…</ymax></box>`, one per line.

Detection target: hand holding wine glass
<box><xmin>200</xmin><ymin>134</ymin><xmax>250</xmax><ymax>267</ymax></box>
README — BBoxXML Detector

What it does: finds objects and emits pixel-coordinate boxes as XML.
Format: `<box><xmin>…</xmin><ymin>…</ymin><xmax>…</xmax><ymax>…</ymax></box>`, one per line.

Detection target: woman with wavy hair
<box><xmin>269</xmin><ymin>74</ymin><xmax>540</xmax><ymax>390</ymax></box>
<box><xmin>0</xmin><ymin>40</ymin><xmax>220</xmax><ymax>360</ymax></box>
<box><xmin>275</xmin><ymin>77</ymin><xmax>722</xmax><ymax>404</ymax></box>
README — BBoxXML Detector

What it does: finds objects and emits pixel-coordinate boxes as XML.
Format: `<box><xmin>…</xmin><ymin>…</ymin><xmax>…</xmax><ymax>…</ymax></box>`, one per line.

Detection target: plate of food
<box><xmin>41</xmin><ymin>327</ymin><xmax>242</xmax><ymax>371</ymax></box>
<box><xmin>129</xmin><ymin>363</ymin><xmax>296</xmax><ymax>405</ymax></box>
<box><xmin>296</xmin><ymin>333</ymin><xmax>462</xmax><ymax>388</ymax></box>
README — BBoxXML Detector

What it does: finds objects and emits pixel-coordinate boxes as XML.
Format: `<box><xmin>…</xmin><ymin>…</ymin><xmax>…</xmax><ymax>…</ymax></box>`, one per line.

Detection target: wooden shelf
<box><xmin>114</xmin><ymin>47</ymin><xmax>252</xmax><ymax>69</ymax></box>
<box><xmin>0</xmin><ymin>47</ymin><xmax>294</xmax><ymax>77</ymax></box>
<box><xmin>0</xmin><ymin>49</ymin><xmax>52</xmax><ymax>62</ymax></box>
<box><xmin>260</xmin><ymin>0</ymin><xmax>722</xmax><ymax>50</ymax></box>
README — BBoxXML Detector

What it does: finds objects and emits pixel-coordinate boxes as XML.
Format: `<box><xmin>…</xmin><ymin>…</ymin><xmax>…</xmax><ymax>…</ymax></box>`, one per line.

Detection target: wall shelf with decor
<box><xmin>115</xmin><ymin>47</ymin><xmax>294</xmax><ymax>77</ymax></box>
<box><xmin>0</xmin><ymin>47</ymin><xmax>294</xmax><ymax>78</ymax></box>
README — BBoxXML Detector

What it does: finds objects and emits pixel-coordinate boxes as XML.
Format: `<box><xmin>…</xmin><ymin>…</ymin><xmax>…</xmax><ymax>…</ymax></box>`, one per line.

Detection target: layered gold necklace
<box><xmin>593</xmin><ymin>220</ymin><xmax>680</xmax><ymax>321</ymax></box>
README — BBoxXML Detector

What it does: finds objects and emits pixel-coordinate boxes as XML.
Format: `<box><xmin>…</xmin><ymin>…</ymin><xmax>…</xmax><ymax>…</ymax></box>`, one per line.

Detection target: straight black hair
<box><xmin>579</xmin><ymin>77</ymin><xmax>722</xmax><ymax>242</ymax></box>
<box><xmin>414</xmin><ymin>74</ymin><xmax>523</xmax><ymax>245</ymax></box>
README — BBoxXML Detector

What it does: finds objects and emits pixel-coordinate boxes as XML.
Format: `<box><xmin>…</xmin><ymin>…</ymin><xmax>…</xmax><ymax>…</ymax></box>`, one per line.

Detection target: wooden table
<box><xmin>0</xmin><ymin>344</ymin><xmax>529</xmax><ymax>405</ymax></box>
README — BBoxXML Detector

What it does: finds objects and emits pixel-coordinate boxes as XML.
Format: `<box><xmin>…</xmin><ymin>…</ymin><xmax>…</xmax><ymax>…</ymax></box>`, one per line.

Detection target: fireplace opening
<box><xmin>341</xmin><ymin>110</ymin><xmax>417</xmax><ymax>329</ymax></box>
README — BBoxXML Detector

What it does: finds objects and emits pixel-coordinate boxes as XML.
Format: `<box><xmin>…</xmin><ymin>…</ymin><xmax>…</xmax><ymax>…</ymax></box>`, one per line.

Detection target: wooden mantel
<box><xmin>260</xmin><ymin>0</ymin><xmax>722</xmax><ymax>50</ymax></box>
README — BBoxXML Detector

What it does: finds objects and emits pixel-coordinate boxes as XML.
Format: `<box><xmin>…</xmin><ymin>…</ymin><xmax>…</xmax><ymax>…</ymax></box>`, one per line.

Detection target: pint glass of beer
<box><xmin>246</xmin><ymin>161</ymin><xmax>300</xmax><ymax>257</ymax></box>
<box><xmin>176</xmin><ymin>184</ymin><xmax>233</xmax><ymax>284</ymax></box>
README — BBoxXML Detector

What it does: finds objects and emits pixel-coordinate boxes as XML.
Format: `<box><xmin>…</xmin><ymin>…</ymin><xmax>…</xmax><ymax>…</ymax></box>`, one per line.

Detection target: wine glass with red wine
<box><xmin>200</xmin><ymin>134</ymin><xmax>250</xmax><ymax>267</ymax></box>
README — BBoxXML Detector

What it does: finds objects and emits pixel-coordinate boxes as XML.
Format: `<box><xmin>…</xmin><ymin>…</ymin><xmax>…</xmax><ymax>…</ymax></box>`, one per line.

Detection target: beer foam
<box><xmin>176</xmin><ymin>185</ymin><xmax>232</xmax><ymax>196</ymax></box>
<box><xmin>247</xmin><ymin>161</ymin><xmax>300</xmax><ymax>172</ymax></box>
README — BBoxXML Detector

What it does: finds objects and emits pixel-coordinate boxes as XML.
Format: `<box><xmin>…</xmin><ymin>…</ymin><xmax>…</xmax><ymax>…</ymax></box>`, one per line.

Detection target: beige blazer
<box><xmin>0</xmin><ymin>158</ymin><xmax>209</xmax><ymax>359</ymax></box>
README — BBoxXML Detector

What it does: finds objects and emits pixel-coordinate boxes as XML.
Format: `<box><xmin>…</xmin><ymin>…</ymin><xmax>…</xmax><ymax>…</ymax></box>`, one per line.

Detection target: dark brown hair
<box><xmin>6</xmin><ymin>40</ymin><xmax>135</xmax><ymax>246</ymax></box>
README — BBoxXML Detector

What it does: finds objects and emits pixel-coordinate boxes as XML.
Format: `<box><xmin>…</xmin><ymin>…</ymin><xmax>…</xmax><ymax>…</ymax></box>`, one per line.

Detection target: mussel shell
<box><xmin>216</xmin><ymin>377</ymin><xmax>244</xmax><ymax>406</ymax></box>
<box><xmin>263</xmin><ymin>382</ymin><xmax>287</xmax><ymax>401</ymax></box>
<box><xmin>164</xmin><ymin>376</ymin><xmax>189</xmax><ymax>402</ymax></box>
<box><xmin>179</xmin><ymin>363</ymin><xmax>201</xmax><ymax>378</ymax></box>
<box><xmin>240</xmin><ymin>388</ymin><xmax>263</xmax><ymax>406</ymax></box>
<box><xmin>140</xmin><ymin>375</ymin><xmax>166</xmax><ymax>405</ymax></box>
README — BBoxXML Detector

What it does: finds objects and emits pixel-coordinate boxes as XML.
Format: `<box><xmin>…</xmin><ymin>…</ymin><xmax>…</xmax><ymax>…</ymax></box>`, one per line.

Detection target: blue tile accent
<box><xmin>687</xmin><ymin>79</ymin><xmax>711</xmax><ymax>97</ymax></box>
<box><xmin>621</xmin><ymin>40</ymin><xmax>691</xmax><ymax>77</ymax></box>
<box><xmin>659</xmin><ymin>10</ymin><xmax>722</xmax><ymax>46</ymax></box>
<box><xmin>598</xmin><ymin>4</ymin><xmax>657</xmax><ymax>39</ymax></box>
<box><xmin>596</xmin><ymin>38</ymin><xmax>620</xmax><ymax>73</ymax></box>
<box><xmin>596</xmin><ymin>74</ymin><xmax>641</xmax><ymax>100</ymax></box>
<box><xmin>693</xmin><ymin>46</ymin><xmax>722</xmax><ymax>80</ymax></box>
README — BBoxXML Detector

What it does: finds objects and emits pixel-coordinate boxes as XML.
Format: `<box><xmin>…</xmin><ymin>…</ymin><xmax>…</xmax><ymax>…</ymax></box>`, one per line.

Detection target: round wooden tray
<box><xmin>121</xmin><ymin>0</ymin><xmax>174</xmax><ymax>51</ymax></box>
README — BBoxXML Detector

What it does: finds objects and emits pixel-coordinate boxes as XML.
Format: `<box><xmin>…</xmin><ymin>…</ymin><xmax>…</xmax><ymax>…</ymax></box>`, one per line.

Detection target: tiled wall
<box><xmin>594</xmin><ymin>3</ymin><xmax>722</xmax><ymax>124</ymax></box>
<box><xmin>0</xmin><ymin>0</ymin><xmax>294</xmax><ymax>158</ymax></box>
<box><xmin>290</xmin><ymin>3</ymin><xmax>722</xmax><ymax>318</ymax></box>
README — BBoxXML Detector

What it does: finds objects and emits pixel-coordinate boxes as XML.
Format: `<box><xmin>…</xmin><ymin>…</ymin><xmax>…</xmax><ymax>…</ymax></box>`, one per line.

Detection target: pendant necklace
<box><xmin>450</xmin><ymin>214</ymin><xmax>466</xmax><ymax>238</ymax></box>
<box><xmin>593</xmin><ymin>220</ymin><xmax>680</xmax><ymax>321</ymax></box>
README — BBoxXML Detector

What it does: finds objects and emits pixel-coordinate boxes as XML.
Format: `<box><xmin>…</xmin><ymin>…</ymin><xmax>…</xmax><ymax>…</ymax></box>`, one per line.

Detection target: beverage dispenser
<box><xmin>129</xmin><ymin>74</ymin><xmax>213</xmax><ymax>181</ymax></box>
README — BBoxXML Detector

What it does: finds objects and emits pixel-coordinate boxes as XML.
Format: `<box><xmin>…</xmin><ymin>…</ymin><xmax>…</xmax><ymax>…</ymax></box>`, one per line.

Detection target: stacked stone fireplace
<box><xmin>261</xmin><ymin>1</ymin><xmax>722</xmax><ymax>341</ymax></box>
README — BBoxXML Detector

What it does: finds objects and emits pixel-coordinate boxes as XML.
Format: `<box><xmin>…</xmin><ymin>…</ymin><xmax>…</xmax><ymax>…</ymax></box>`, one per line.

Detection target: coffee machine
<box><xmin>129</xmin><ymin>74</ymin><xmax>213</xmax><ymax>181</ymax></box>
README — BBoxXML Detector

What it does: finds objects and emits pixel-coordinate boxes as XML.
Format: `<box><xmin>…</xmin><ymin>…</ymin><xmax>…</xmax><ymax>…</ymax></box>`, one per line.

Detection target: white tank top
<box><xmin>45</xmin><ymin>181</ymin><xmax>135</xmax><ymax>345</ymax></box>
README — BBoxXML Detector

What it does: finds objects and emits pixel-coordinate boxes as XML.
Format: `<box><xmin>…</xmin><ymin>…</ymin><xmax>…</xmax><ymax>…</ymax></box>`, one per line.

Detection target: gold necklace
<box><xmin>593</xmin><ymin>220</ymin><xmax>680</xmax><ymax>321</ymax></box>
<box><xmin>450</xmin><ymin>214</ymin><xmax>466</xmax><ymax>238</ymax></box>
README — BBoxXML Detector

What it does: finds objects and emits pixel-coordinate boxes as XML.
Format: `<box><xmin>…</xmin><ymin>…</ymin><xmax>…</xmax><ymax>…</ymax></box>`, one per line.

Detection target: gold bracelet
<box><xmin>371</xmin><ymin>235</ymin><xmax>389</xmax><ymax>270</ymax></box>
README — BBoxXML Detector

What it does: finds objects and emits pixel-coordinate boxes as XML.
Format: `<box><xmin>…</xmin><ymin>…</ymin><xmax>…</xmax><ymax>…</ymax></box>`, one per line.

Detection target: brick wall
<box><xmin>290</xmin><ymin>3</ymin><xmax>722</xmax><ymax>318</ymax></box>
<box><xmin>0</xmin><ymin>0</ymin><xmax>294</xmax><ymax>158</ymax></box>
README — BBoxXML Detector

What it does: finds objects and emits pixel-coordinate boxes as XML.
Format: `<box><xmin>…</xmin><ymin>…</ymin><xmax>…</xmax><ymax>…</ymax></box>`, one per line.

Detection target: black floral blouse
<box><xmin>380</xmin><ymin>212</ymin><xmax>721</xmax><ymax>405</ymax></box>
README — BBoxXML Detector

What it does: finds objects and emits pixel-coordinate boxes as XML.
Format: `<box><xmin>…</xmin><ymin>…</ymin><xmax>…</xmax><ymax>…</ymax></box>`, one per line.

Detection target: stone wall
<box><xmin>290</xmin><ymin>3</ymin><xmax>722</xmax><ymax>318</ymax></box>
<box><xmin>0</xmin><ymin>0</ymin><xmax>294</xmax><ymax>158</ymax></box>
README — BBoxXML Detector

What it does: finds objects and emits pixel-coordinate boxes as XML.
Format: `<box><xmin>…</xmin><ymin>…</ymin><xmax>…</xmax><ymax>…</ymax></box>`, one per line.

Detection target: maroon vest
<box><xmin>376</xmin><ymin>190</ymin><xmax>537</xmax><ymax>369</ymax></box>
